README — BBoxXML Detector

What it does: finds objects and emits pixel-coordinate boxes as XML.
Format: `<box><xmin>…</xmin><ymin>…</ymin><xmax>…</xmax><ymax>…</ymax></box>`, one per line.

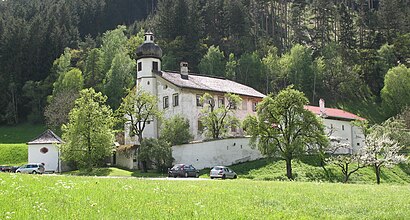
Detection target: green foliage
<box><xmin>199</xmin><ymin>93</ymin><xmax>242</xmax><ymax>139</ymax></box>
<box><xmin>103</xmin><ymin>53</ymin><xmax>135</xmax><ymax>110</ymax></box>
<box><xmin>236</xmin><ymin>52</ymin><xmax>264</xmax><ymax>93</ymax></box>
<box><xmin>243</xmin><ymin>87</ymin><xmax>328</xmax><ymax>179</ymax></box>
<box><xmin>138</xmin><ymin>138</ymin><xmax>173</xmax><ymax>172</ymax></box>
<box><xmin>262</xmin><ymin>47</ymin><xmax>281</xmax><ymax>94</ymax></box>
<box><xmin>61</xmin><ymin>88</ymin><xmax>114</xmax><ymax>170</ymax></box>
<box><xmin>100</xmin><ymin>25</ymin><xmax>129</xmax><ymax>74</ymax></box>
<box><xmin>116</xmin><ymin>87</ymin><xmax>162</xmax><ymax>143</ymax></box>
<box><xmin>0</xmin><ymin>124</ymin><xmax>46</xmax><ymax>143</ymax></box>
<box><xmin>381</xmin><ymin>65</ymin><xmax>410</xmax><ymax>117</ymax></box>
<box><xmin>160</xmin><ymin>115</ymin><xmax>193</xmax><ymax>145</ymax></box>
<box><xmin>225</xmin><ymin>53</ymin><xmax>237</xmax><ymax>80</ymax></box>
<box><xmin>53</xmin><ymin>68</ymin><xmax>84</xmax><ymax>95</ymax></box>
<box><xmin>0</xmin><ymin>144</ymin><xmax>27</xmax><ymax>165</ymax></box>
<box><xmin>316</xmin><ymin>43</ymin><xmax>366</xmax><ymax>104</ymax></box>
<box><xmin>198</xmin><ymin>45</ymin><xmax>226</xmax><ymax>76</ymax></box>
<box><xmin>1</xmin><ymin>173</ymin><xmax>410</xmax><ymax>219</ymax></box>
<box><xmin>127</xmin><ymin>29</ymin><xmax>145</xmax><ymax>61</ymax></box>
<box><xmin>279</xmin><ymin>44</ymin><xmax>315</xmax><ymax>101</ymax></box>
<box><xmin>83</xmin><ymin>48</ymin><xmax>104</xmax><ymax>89</ymax></box>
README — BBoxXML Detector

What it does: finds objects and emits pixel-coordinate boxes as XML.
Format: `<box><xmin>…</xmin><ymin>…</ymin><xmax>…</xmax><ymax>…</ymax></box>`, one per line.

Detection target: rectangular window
<box><xmin>163</xmin><ymin>96</ymin><xmax>169</xmax><ymax>109</ymax></box>
<box><xmin>198</xmin><ymin>120</ymin><xmax>204</xmax><ymax>133</ymax></box>
<box><xmin>231</xmin><ymin>125</ymin><xmax>237</xmax><ymax>133</ymax></box>
<box><xmin>252</xmin><ymin>102</ymin><xmax>257</xmax><ymax>112</ymax></box>
<box><xmin>196</xmin><ymin>95</ymin><xmax>203</xmax><ymax>107</ymax></box>
<box><xmin>173</xmin><ymin>93</ymin><xmax>179</xmax><ymax>107</ymax></box>
<box><xmin>137</xmin><ymin>62</ymin><xmax>142</xmax><ymax>71</ymax></box>
<box><xmin>218</xmin><ymin>97</ymin><xmax>225</xmax><ymax>107</ymax></box>
<box><xmin>152</xmin><ymin>61</ymin><xmax>158</xmax><ymax>71</ymax></box>
<box><xmin>242</xmin><ymin>100</ymin><xmax>247</xmax><ymax>110</ymax></box>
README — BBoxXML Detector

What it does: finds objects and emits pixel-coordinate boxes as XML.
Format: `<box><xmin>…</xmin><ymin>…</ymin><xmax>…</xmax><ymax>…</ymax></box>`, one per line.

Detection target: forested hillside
<box><xmin>0</xmin><ymin>0</ymin><xmax>409</xmax><ymax>126</ymax></box>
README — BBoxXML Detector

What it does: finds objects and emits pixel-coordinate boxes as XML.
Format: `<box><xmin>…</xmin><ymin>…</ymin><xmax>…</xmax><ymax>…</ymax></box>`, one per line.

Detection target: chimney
<box><xmin>319</xmin><ymin>98</ymin><xmax>326</xmax><ymax>116</ymax></box>
<box><xmin>180</xmin><ymin>62</ymin><xmax>189</xmax><ymax>80</ymax></box>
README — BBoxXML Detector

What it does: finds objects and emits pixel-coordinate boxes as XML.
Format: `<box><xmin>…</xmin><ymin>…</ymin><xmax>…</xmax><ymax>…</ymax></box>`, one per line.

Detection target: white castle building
<box><xmin>115</xmin><ymin>32</ymin><xmax>365</xmax><ymax>169</ymax></box>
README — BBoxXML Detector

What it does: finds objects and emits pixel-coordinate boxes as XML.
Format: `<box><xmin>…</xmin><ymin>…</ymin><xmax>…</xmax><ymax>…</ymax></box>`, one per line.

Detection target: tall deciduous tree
<box><xmin>225</xmin><ymin>53</ymin><xmax>237</xmax><ymax>80</ymax></box>
<box><xmin>104</xmin><ymin>52</ymin><xmax>135</xmax><ymax>110</ymax></box>
<box><xmin>61</xmin><ymin>88</ymin><xmax>114</xmax><ymax>170</ymax></box>
<box><xmin>160</xmin><ymin>115</ymin><xmax>193</xmax><ymax>146</ymax></box>
<box><xmin>138</xmin><ymin>138</ymin><xmax>173</xmax><ymax>172</ymax></box>
<box><xmin>200</xmin><ymin>93</ymin><xmax>242</xmax><ymax>139</ymax></box>
<box><xmin>243</xmin><ymin>87</ymin><xmax>327</xmax><ymax>180</ymax></box>
<box><xmin>116</xmin><ymin>87</ymin><xmax>162</xmax><ymax>172</ymax></box>
<box><xmin>198</xmin><ymin>45</ymin><xmax>226</xmax><ymax>77</ymax></box>
<box><xmin>381</xmin><ymin>65</ymin><xmax>410</xmax><ymax>117</ymax></box>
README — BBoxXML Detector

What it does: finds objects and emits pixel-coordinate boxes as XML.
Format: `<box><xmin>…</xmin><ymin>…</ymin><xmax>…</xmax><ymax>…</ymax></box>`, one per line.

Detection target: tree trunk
<box><xmin>344</xmin><ymin>173</ymin><xmax>351</xmax><ymax>183</ymax></box>
<box><xmin>375</xmin><ymin>164</ymin><xmax>381</xmax><ymax>184</ymax></box>
<box><xmin>285</xmin><ymin>158</ymin><xmax>293</xmax><ymax>180</ymax></box>
<box><xmin>141</xmin><ymin>160</ymin><xmax>148</xmax><ymax>173</ymax></box>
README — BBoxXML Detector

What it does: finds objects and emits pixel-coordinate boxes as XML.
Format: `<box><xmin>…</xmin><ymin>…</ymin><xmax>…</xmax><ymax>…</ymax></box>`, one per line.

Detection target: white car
<box><xmin>210</xmin><ymin>166</ymin><xmax>237</xmax><ymax>179</ymax></box>
<box><xmin>16</xmin><ymin>163</ymin><xmax>45</xmax><ymax>174</ymax></box>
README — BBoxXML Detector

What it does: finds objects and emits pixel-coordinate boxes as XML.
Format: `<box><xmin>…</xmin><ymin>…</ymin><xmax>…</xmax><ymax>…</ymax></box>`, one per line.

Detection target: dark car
<box><xmin>168</xmin><ymin>164</ymin><xmax>199</xmax><ymax>178</ymax></box>
<box><xmin>10</xmin><ymin>166</ymin><xmax>20</xmax><ymax>173</ymax></box>
<box><xmin>0</xmin><ymin>165</ymin><xmax>11</xmax><ymax>172</ymax></box>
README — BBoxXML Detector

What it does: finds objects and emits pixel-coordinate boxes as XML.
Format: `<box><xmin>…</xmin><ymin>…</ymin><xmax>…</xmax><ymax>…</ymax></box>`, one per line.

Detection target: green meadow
<box><xmin>0</xmin><ymin>173</ymin><xmax>409</xmax><ymax>219</ymax></box>
<box><xmin>0</xmin><ymin>144</ymin><xmax>27</xmax><ymax>165</ymax></box>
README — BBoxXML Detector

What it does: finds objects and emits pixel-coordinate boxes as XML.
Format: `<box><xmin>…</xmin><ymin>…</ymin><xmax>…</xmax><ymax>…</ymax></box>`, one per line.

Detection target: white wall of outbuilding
<box><xmin>28</xmin><ymin>144</ymin><xmax>60</xmax><ymax>172</ymax></box>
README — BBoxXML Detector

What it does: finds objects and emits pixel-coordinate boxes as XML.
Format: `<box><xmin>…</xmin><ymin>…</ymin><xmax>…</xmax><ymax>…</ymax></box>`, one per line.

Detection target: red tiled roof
<box><xmin>158</xmin><ymin>71</ymin><xmax>265</xmax><ymax>98</ymax></box>
<box><xmin>304</xmin><ymin>105</ymin><xmax>365</xmax><ymax>121</ymax></box>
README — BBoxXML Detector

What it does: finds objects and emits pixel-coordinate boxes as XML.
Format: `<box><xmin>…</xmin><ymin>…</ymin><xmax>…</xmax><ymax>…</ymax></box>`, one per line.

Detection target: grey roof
<box><xmin>159</xmin><ymin>71</ymin><xmax>265</xmax><ymax>98</ymax></box>
<box><xmin>136</xmin><ymin>42</ymin><xmax>162</xmax><ymax>60</ymax></box>
<box><xmin>27</xmin><ymin>130</ymin><xmax>63</xmax><ymax>144</ymax></box>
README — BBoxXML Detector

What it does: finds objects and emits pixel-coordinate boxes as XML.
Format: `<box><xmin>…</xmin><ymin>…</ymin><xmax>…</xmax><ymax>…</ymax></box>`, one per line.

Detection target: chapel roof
<box><xmin>304</xmin><ymin>105</ymin><xmax>365</xmax><ymax>121</ymax></box>
<box><xmin>158</xmin><ymin>71</ymin><xmax>265</xmax><ymax>98</ymax></box>
<box><xmin>27</xmin><ymin>129</ymin><xmax>63</xmax><ymax>144</ymax></box>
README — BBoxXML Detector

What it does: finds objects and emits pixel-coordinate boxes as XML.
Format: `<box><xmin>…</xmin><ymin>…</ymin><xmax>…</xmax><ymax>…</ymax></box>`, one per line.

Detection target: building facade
<box><xmin>117</xmin><ymin>32</ymin><xmax>365</xmax><ymax>169</ymax></box>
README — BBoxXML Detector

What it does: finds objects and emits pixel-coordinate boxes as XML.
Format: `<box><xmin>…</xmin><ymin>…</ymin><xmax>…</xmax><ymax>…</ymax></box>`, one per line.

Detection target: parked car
<box><xmin>0</xmin><ymin>165</ymin><xmax>11</xmax><ymax>172</ymax></box>
<box><xmin>15</xmin><ymin>163</ymin><xmax>45</xmax><ymax>174</ymax></box>
<box><xmin>168</xmin><ymin>164</ymin><xmax>199</xmax><ymax>178</ymax></box>
<box><xmin>210</xmin><ymin>166</ymin><xmax>237</xmax><ymax>179</ymax></box>
<box><xmin>10</xmin><ymin>166</ymin><xmax>20</xmax><ymax>173</ymax></box>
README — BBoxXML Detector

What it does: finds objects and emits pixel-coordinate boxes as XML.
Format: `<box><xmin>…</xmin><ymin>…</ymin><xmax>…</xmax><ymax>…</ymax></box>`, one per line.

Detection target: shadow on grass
<box><xmin>231</xmin><ymin>158</ymin><xmax>276</xmax><ymax>175</ymax></box>
<box><xmin>66</xmin><ymin>168</ymin><xmax>112</xmax><ymax>176</ymax></box>
<box><xmin>131</xmin><ymin>170</ymin><xmax>167</xmax><ymax>178</ymax></box>
<box><xmin>298</xmin><ymin>155</ymin><xmax>323</xmax><ymax>167</ymax></box>
<box><xmin>398</xmin><ymin>163</ymin><xmax>410</xmax><ymax>176</ymax></box>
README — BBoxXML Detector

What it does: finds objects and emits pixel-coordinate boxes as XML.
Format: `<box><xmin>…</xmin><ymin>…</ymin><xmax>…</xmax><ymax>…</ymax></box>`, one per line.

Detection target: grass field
<box><xmin>62</xmin><ymin>157</ymin><xmax>410</xmax><ymax>185</ymax></box>
<box><xmin>226</xmin><ymin>157</ymin><xmax>410</xmax><ymax>184</ymax></box>
<box><xmin>0</xmin><ymin>173</ymin><xmax>409</xmax><ymax>219</ymax></box>
<box><xmin>0</xmin><ymin>144</ymin><xmax>27</xmax><ymax>165</ymax></box>
<box><xmin>0</xmin><ymin>123</ymin><xmax>46</xmax><ymax>143</ymax></box>
<box><xmin>64</xmin><ymin>167</ymin><xmax>167</xmax><ymax>178</ymax></box>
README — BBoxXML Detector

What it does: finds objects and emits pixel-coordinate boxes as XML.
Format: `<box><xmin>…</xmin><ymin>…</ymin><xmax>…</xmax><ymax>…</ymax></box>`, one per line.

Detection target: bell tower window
<box><xmin>153</xmin><ymin>61</ymin><xmax>158</xmax><ymax>71</ymax></box>
<box><xmin>138</xmin><ymin>62</ymin><xmax>142</xmax><ymax>71</ymax></box>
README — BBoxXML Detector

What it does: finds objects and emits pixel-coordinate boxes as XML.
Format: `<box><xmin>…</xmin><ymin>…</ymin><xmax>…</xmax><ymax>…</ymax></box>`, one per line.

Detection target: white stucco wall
<box><xmin>115</xmin><ymin>150</ymin><xmax>136</xmax><ymax>170</ymax></box>
<box><xmin>172</xmin><ymin>137</ymin><xmax>263</xmax><ymax>169</ymax></box>
<box><xmin>322</xmin><ymin>118</ymin><xmax>365</xmax><ymax>154</ymax></box>
<box><xmin>156</xmin><ymin>76</ymin><xmax>261</xmax><ymax>141</ymax></box>
<box><xmin>28</xmin><ymin>144</ymin><xmax>60</xmax><ymax>172</ymax></box>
